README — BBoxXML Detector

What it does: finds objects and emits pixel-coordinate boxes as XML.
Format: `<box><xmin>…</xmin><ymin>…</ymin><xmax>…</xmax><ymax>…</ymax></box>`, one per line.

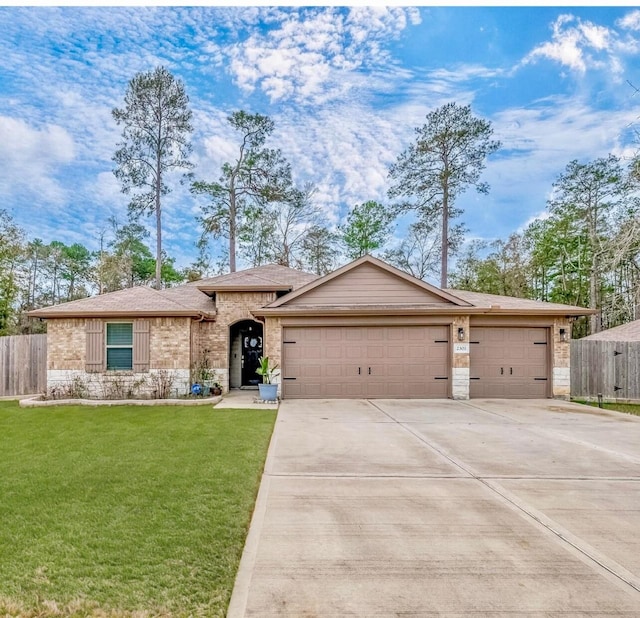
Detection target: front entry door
<box><xmin>241</xmin><ymin>329</ymin><xmax>263</xmax><ymax>386</ymax></box>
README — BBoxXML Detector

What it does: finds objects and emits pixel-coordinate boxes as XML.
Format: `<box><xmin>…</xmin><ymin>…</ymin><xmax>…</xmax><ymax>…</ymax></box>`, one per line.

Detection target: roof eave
<box><xmin>27</xmin><ymin>310</ymin><xmax>216</xmax><ymax>319</ymax></box>
<box><xmin>254</xmin><ymin>306</ymin><xmax>595</xmax><ymax>317</ymax></box>
<box><xmin>196</xmin><ymin>285</ymin><xmax>292</xmax><ymax>293</ymax></box>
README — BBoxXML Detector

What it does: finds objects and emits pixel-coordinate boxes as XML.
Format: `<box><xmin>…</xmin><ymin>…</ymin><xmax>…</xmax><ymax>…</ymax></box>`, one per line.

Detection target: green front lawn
<box><xmin>0</xmin><ymin>401</ymin><xmax>276</xmax><ymax>617</ymax></box>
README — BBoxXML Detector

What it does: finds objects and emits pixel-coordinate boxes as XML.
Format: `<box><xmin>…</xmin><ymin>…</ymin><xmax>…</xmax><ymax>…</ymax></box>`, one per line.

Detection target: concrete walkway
<box><xmin>228</xmin><ymin>399</ymin><xmax>640</xmax><ymax>616</ymax></box>
<box><xmin>213</xmin><ymin>388</ymin><xmax>279</xmax><ymax>411</ymax></box>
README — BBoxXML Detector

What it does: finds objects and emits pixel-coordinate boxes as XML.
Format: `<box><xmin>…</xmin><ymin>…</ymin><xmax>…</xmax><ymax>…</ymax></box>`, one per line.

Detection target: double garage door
<box><xmin>281</xmin><ymin>325</ymin><xmax>550</xmax><ymax>399</ymax></box>
<box><xmin>282</xmin><ymin>325</ymin><xmax>449</xmax><ymax>399</ymax></box>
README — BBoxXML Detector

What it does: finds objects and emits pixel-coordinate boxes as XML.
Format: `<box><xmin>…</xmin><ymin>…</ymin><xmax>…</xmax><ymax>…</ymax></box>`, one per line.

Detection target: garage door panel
<box><xmin>470</xmin><ymin>327</ymin><xmax>550</xmax><ymax>399</ymax></box>
<box><xmin>387</xmin><ymin>328</ymin><xmax>406</xmax><ymax>341</ymax></box>
<box><xmin>345</xmin><ymin>346</ymin><xmax>364</xmax><ymax>360</ymax></box>
<box><xmin>346</xmin><ymin>329</ymin><xmax>364</xmax><ymax>341</ymax></box>
<box><xmin>387</xmin><ymin>345</ymin><xmax>406</xmax><ymax>359</ymax></box>
<box><xmin>283</xmin><ymin>325</ymin><xmax>450</xmax><ymax>399</ymax></box>
<box><xmin>325</xmin><ymin>365</ymin><xmax>343</xmax><ymax>378</ymax></box>
<box><xmin>366</xmin><ymin>345</ymin><xmax>386</xmax><ymax>357</ymax></box>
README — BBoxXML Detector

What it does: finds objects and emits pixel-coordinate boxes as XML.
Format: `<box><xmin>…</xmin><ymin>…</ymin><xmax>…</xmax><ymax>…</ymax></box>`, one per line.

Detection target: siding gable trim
<box><xmin>266</xmin><ymin>255</ymin><xmax>473</xmax><ymax>309</ymax></box>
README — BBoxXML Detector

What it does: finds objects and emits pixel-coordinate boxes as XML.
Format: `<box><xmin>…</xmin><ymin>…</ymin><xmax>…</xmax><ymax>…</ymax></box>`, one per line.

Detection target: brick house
<box><xmin>29</xmin><ymin>255</ymin><xmax>593</xmax><ymax>399</ymax></box>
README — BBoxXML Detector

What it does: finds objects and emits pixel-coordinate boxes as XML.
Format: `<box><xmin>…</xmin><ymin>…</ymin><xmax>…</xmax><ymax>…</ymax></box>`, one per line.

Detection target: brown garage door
<box><xmin>470</xmin><ymin>327</ymin><xmax>550</xmax><ymax>398</ymax></box>
<box><xmin>282</xmin><ymin>325</ymin><xmax>450</xmax><ymax>399</ymax></box>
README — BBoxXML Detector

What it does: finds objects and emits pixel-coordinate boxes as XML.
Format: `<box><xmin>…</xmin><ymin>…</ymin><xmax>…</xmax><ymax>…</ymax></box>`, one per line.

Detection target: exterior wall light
<box><xmin>559</xmin><ymin>328</ymin><xmax>568</xmax><ymax>343</ymax></box>
<box><xmin>457</xmin><ymin>327</ymin><xmax>465</xmax><ymax>341</ymax></box>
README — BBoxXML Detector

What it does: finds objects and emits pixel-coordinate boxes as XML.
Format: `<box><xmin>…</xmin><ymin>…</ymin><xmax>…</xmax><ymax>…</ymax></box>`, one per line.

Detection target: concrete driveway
<box><xmin>228</xmin><ymin>399</ymin><xmax>640</xmax><ymax>616</ymax></box>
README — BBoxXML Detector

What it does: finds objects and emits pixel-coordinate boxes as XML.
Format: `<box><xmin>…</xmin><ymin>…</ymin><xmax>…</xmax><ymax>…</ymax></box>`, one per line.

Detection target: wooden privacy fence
<box><xmin>571</xmin><ymin>339</ymin><xmax>640</xmax><ymax>401</ymax></box>
<box><xmin>0</xmin><ymin>334</ymin><xmax>47</xmax><ymax>397</ymax></box>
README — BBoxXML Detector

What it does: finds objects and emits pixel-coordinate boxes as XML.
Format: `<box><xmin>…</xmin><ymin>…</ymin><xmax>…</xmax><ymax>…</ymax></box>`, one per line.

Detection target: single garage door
<box><xmin>282</xmin><ymin>325</ymin><xmax>450</xmax><ymax>399</ymax></box>
<box><xmin>470</xmin><ymin>327</ymin><xmax>550</xmax><ymax>398</ymax></box>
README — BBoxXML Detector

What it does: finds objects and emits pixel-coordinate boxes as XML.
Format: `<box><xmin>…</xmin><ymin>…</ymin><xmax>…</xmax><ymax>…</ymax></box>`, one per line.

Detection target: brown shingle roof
<box><xmin>580</xmin><ymin>319</ymin><xmax>640</xmax><ymax>341</ymax></box>
<box><xmin>28</xmin><ymin>264</ymin><xmax>316</xmax><ymax>319</ymax></box>
<box><xmin>159</xmin><ymin>285</ymin><xmax>216</xmax><ymax>314</ymax></box>
<box><xmin>445</xmin><ymin>289</ymin><xmax>593</xmax><ymax>314</ymax></box>
<box><xmin>29</xmin><ymin>286</ymin><xmax>205</xmax><ymax>318</ymax></box>
<box><xmin>194</xmin><ymin>263</ymin><xmax>318</xmax><ymax>291</ymax></box>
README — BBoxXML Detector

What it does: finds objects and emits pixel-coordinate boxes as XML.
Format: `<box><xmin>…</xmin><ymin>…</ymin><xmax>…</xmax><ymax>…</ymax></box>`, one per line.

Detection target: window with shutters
<box><xmin>106</xmin><ymin>323</ymin><xmax>133</xmax><ymax>370</ymax></box>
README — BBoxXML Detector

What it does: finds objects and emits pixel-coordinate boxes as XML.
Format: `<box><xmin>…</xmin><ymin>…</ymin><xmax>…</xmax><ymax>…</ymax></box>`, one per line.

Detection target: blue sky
<box><xmin>1</xmin><ymin>5</ymin><xmax>639</xmax><ymax>272</ymax></box>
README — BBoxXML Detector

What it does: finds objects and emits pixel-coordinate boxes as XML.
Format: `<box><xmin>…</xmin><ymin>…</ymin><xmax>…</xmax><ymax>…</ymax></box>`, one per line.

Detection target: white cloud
<box><xmin>524</xmin><ymin>15</ymin><xmax>594</xmax><ymax>73</ymax></box>
<box><xmin>461</xmin><ymin>96</ymin><xmax>640</xmax><ymax>239</ymax></box>
<box><xmin>0</xmin><ymin>116</ymin><xmax>75</xmax><ymax>204</ymax></box>
<box><xmin>617</xmin><ymin>10</ymin><xmax>640</xmax><ymax>31</ymax></box>
<box><xmin>521</xmin><ymin>13</ymin><xmax>640</xmax><ymax>77</ymax></box>
<box><xmin>225</xmin><ymin>7</ymin><xmax>420</xmax><ymax>104</ymax></box>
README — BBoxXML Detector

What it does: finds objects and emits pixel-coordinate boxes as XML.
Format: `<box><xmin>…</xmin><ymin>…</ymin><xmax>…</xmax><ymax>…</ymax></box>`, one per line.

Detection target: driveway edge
<box><xmin>226</xmin><ymin>409</ymin><xmax>279</xmax><ymax>617</ymax></box>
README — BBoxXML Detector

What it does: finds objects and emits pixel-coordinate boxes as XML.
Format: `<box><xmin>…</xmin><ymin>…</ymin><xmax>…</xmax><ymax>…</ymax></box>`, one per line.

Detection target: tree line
<box><xmin>451</xmin><ymin>155</ymin><xmax>640</xmax><ymax>337</ymax></box>
<box><xmin>1</xmin><ymin>65</ymin><xmax>638</xmax><ymax>337</ymax></box>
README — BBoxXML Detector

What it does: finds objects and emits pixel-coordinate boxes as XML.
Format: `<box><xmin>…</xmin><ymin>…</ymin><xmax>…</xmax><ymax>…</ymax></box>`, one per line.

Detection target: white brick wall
<box><xmin>553</xmin><ymin>366</ymin><xmax>571</xmax><ymax>399</ymax></box>
<box><xmin>452</xmin><ymin>367</ymin><xmax>470</xmax><ymax>400</ymax></box>
<box><xmin>47</xmin><ymin>369</ymin><xmax>191</xmax><ymax>399</ymax></box>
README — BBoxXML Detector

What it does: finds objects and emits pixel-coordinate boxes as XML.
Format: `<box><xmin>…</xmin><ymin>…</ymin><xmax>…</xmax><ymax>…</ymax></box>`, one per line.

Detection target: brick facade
<box><xmin>190</xmin><ymin>292</ymin><xmax>277</xmax><ymax>392</ymax></box>
<box><xmin>44</xmin><ymin>301</ymin><xmax>575</xmax><ymax>400</ymax></box>
<box><xmin>46</xmin><ymin>317</ymin><xmax>192</xmax><ymax>397</ymax></box>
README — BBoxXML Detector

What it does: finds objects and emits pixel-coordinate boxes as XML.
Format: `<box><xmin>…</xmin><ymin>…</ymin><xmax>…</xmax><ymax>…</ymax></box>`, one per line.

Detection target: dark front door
<box><xmin>241</xmin><ymin>329</ymin><xmax>263</xmax><ymax>386</ymax></box>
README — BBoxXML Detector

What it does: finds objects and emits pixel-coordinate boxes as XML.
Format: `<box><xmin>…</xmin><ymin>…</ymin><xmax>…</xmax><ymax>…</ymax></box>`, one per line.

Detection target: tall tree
<box><xmin>388</xmin><ymin>102</ymin><xmax>500</xmax><ymax>288</ymax></box>
<box><xmin>384</xmin><ymin>219</ymin><xmax>463</xmax><ymax>282</ymax></box>
<box><xmin>191</xmin><ymin>111</ymin><xmax>299</xmax><ymax>272</ymax></box>
<box><xmin>270</xmin><ymin>184</ymin><xmax>320</xmax><ymax>267</ymax></box>
<box><xmin>60</xmin><ymin>243</ymin><xmax>92</xmax><ymax>301</ymax></box>
<box><xmin>113</xmin><ymin>66</ymin><xmax>193</xmax><ymax>290</ymax></box>
<box><xmin>300</xmin><ymin>225</ymin><xmax>340</xmax><ymax>275</ymax></box>
<box><xmin>0</xmin><ymin>209</ymin><xmax>24</xmax><ymax>334</ymax></box>
<box><xmin>237</xmin><ymin>206</ymin><xmax>277</xmax><ymax>267</ymax></box>
<box><xmin>340</xmin><ymin>200</ymin><xmax>393</xmax><ymax>260</ymax></box>
<box><xmin>449</xmin><ymin>234</ymin><xmax>530</xmax><ymax>297</ymax></box>
<box><xmin>24</xmin><ymin>238</ymin><xmax>46</xmax><ymax>309</ymax></box>
<box><xmin>548</xmin><ymin>155</ymin><xmax>628</xmax><ymax>333</ymax></box>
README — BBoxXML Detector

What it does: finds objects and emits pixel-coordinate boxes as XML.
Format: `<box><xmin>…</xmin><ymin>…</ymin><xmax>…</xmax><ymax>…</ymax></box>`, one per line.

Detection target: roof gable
<box><xmin>194</xmin><ymin>263</ymin><xmax>317</xmax><ymax>292</ymax></box>
<box><xmin>267</xmin><ymin>255</ymin><xmax>472</xmax><ymax>308</ymax></box>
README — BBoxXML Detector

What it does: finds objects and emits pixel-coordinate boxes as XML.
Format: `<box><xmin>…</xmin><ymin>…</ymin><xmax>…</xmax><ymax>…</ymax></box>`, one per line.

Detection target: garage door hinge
<box><xmin>283</xmin><ymin>340</ymin><xmax>296</xmax><ymax>344</ymax></box>
<box><xmin>534</xmin><ymin>377</ymin><xmax>548</xmax><ymax>381</ymax></box>
<box><xmin>434</xmin><ymin>340</ymin><xmax>449</xmax><ymax>343</ymax></box>
<box><xmin>470</xmin><ymin>377</ymin><xmax>480</xmax><ymax>380</ymax></box>
<box><xmin>434</xmin><ymin>377</ymin><xmax>448</xmax><ymax>380</ymax></box>
<box><xmin>533</xmin><ymin>342</ymin><xmax>548</xmax><ymax>345</ymax></box>
<box><xmin>282</xmin><ymin>377</ymin><xmax>297</xmax><ymax>380</ymax></box>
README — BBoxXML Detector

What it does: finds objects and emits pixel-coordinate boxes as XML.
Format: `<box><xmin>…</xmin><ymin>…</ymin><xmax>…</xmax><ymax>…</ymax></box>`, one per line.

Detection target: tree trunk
<box><xmin>440</xmin><ymin>184</ymin><xmax>449</xmax><ymax>289</ymax></box>
<box><xmin>229</xmin><ymin>176</ymin><xmax>236</xmax><ymax>273</ymax></box>
<box><xmin>588</xmin><ymin>207</ymin><xmax>599</xmax><ymax>334</ymax></box>
<box><xmin>229</xmin><ymin>190</ymin><xmax>237</xmax><ymax>273</ymax></box>
<box><xmin>155</xmin><ymin>161</ymin><xmax>162</xmax><ymax>290</ymax></box>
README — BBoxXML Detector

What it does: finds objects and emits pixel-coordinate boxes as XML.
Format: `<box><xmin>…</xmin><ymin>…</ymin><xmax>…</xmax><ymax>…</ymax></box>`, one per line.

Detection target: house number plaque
<box><xmin>453</xmin><ymin>343</ymin><xmax>469</xmax><ymax>354</ymax></box>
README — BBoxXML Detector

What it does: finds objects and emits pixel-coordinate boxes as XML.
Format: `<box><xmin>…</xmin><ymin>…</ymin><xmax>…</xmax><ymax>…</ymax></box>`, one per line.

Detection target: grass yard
<box><xmin>0</xmin><ymin>401</ymin><xmax>276</xmax><ymax>617</ymax></box>
<box><xmin>573</xmin><ymin>399</ymin><xmax>640</xmax><ymax>417</ymax></box>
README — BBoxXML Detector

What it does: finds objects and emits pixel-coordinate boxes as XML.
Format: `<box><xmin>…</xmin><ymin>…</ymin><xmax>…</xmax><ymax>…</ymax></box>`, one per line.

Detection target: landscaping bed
<box><xmin>0</xmin><ymin>401</ymin><xmax>276</xmax><ymax>617</ymax></box>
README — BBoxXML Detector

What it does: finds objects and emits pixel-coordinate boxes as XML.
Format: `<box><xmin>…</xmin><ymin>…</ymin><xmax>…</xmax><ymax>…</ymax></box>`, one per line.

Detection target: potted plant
<box><xmin>255</xmin><ymin>356</ymin><xmax>279</xmax><ymax>401</ymax></box>
<box><xmin>191</xmin><ymin>354</ymin><xmax>216</xmax><ymax>396</ymax></box>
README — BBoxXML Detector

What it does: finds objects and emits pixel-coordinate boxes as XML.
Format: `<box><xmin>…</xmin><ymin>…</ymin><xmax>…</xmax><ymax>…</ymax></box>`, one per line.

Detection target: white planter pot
<box><xmin>258</xmin><ymin>383</ymin><xmax>278</xmax><ymax>401</ymax></box>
